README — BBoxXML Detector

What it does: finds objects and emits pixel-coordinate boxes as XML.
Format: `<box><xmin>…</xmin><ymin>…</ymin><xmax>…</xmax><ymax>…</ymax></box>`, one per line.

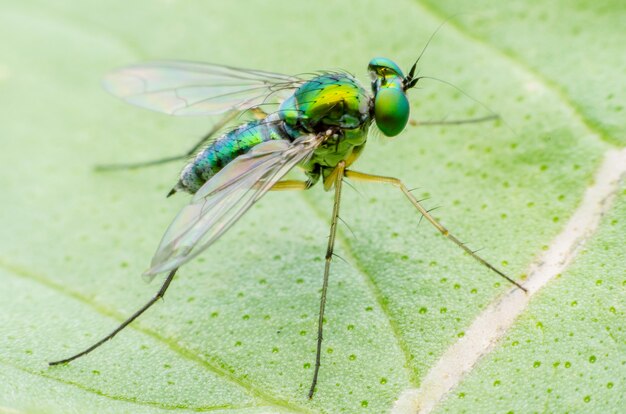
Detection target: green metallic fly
<box><xmin>49</xmin><ymin>49</ymin><xmax>526</xmax><ymax>398</ymax></box>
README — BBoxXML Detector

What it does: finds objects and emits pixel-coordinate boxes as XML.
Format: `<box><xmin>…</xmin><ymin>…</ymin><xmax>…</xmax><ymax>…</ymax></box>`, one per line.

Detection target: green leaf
<box><xmin>0</xmin><ymin>1</ymin><xmax>622</xmax><ymax>413</ymax></box>
<box><xmin>433</xmin><ymin>185</ymin><xmax>626</xmax><ymax>413</ymax></box>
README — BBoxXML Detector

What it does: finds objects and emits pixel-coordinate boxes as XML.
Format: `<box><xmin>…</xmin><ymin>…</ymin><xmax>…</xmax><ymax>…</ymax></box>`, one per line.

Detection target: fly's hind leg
<box><xmin>268</xmin><ymin>180</ymin><xmax>313</xmax><ymax>191</ymax></box>
<box><xmin>267</xmin><ymin>167</ymin><xmax>319</xmax><ymax>191</ymax></box>
<box><xmin>95</xmin><ymin>111</ymin><xmax>239</xmax><ymax>171</ymax></box>
<box><xmin>249</xmin><ymin>178</ymin><xmax>316</xmax><ymax>192</ymax></box>
<box><xmin>49</xmin><ymin>268</ymin><xmax>179</xmax><ymax>365</ymax></box>
<box><xmin>344</xmin><ymin>170</ymin><xmax>527</xmax><ymax>292</ymax></box>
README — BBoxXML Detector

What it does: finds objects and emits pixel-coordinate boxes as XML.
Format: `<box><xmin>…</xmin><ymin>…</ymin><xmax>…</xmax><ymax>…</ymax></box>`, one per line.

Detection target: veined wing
<box><xmin>103</xmin><ymin>61</ymin><xmax>304</xmax><ymax>116</ymax></box>
<box><xmin>144</xmin><ymin>132</ymin><xmax>326</xmax><ymax>278</ymax></box>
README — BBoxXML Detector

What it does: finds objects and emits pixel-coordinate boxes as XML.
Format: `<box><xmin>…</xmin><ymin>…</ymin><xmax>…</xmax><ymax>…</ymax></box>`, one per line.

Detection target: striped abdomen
<box><xmin>172</xmin><ymin>115</ymin><xmax>292</xmax><ymax>194</ymax></box>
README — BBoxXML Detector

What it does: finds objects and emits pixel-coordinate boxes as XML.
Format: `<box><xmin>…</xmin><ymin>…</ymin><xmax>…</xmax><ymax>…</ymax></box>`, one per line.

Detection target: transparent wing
<box><xmin>103</xmin><ymin>60</ymin><xmax>304</xmax><ymax>116</ymax></box>
<box><xmin>144</xmin><ymin>132</ymin><xmax>326</xmax><ymax>278</ymax></box>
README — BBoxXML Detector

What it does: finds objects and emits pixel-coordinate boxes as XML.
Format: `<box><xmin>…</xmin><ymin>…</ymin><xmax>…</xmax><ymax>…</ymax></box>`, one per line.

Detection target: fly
<box><xmin>49</xmin><ymin>41</ymin><xmax>527</xmax><ymax>399</ymax></box>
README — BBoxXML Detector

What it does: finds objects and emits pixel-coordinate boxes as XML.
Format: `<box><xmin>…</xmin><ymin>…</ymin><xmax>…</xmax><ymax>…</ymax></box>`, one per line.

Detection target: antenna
<box><xmin>404</xmin><ymin>15</ymin><xmax>459</xmax><ymax>89</ymax></box>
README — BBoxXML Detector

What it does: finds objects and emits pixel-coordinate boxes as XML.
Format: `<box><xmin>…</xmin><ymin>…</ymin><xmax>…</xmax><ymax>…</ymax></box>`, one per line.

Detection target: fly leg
<box><xmin>412</xmin><ymin>114</ymin><xmax>498</xmax><ymax>127</ymax></box>
<box><xmin>245</xmin><ymin>178</ymin><xmax>316</xmax><ymax>192</ymax></box>
<box><xmin>95</xmin><ymin>111</ymin><xmax>239</xmax><ymax>171</ymax></box>
<box><xmin>309</xmin><ymin>161</ymin><xmax>345</xmax><ymax>399</ymax></box>
<box><xmin>344</xmin><ymin>170</ymin><xmax>527</xmax><ymax>292</ymax></box>
<box><xmin>268</xmin><ymin>180</ymin><xmax>314</xmax><ymax>191</ymax></box>
<box><xmin>49</xmin><ymin>268</ymin><xmax>178</xmax><ymax>365</ymax></box>
<box><xmin>48</xmin><ymin>179</ymin><xmax>309</xmax><ymax>365</ymax></box>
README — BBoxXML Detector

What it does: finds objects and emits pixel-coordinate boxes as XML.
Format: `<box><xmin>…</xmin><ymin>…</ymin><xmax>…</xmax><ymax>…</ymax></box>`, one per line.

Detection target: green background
<box><xmin>0</xmin><ymin>1</ymin><xmax>623</xmax><ymax>413</ymax></box>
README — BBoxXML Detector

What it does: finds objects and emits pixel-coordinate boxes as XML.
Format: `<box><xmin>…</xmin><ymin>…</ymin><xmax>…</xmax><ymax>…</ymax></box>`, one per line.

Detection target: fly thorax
<box><xmin>279</xmin><ymin>73</ymin><xmax>370</xmax><ymax>134</ymax></box>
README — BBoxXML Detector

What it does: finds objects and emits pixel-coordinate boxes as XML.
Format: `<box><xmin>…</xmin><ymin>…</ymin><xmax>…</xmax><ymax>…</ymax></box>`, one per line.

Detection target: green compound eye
<box><xmin>374</xmin><ymin>87</ymin><xmax>410</xmax><ymax>137</ymax></box>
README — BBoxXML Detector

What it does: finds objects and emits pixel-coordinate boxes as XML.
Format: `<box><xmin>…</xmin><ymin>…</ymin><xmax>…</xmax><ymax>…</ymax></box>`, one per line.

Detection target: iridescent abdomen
<box><xmin>175</xmin><ymin>73</ymin><xmax>373</xmax><ymax>194</ymax></box>
<box><xmin>174</xmin><ymin>114</ymin><xmax>290</xmax><ymax>194</ymax></box>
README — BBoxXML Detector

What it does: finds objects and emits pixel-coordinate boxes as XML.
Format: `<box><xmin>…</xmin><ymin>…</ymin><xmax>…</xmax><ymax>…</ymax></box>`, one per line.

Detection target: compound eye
<box><xmin>374</xmin><ymin>88</ymin><xmax>410</xmax><ymax>137</ymax></box>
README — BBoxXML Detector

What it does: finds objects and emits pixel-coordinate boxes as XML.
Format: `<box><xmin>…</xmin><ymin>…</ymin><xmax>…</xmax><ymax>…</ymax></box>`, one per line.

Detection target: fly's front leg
<box><xmin>410</xmin><ymin>114</ymin><xmax>498</xmax><ymax>127</ymax></box>
<box><xmin>344</xmin><ymin>170</ymin><xmax>527</xmax><ymax>292</ymax></box>
<box><xmin>308</xmin><ymin>161</ymin><xmax>345</xmax><ymax>399</ymax></box>
<box><xmin>95</xmin><ymin>111</ymin><xmax>238</xmax><ymax>171</ymax></box>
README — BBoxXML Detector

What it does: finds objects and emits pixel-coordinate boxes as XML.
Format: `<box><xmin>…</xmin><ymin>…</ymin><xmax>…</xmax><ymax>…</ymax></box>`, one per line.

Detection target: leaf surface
<box><xmin>0</xmin><ymin>1</ymin><xmax>622</xmax><ymax>412</ymax></box>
